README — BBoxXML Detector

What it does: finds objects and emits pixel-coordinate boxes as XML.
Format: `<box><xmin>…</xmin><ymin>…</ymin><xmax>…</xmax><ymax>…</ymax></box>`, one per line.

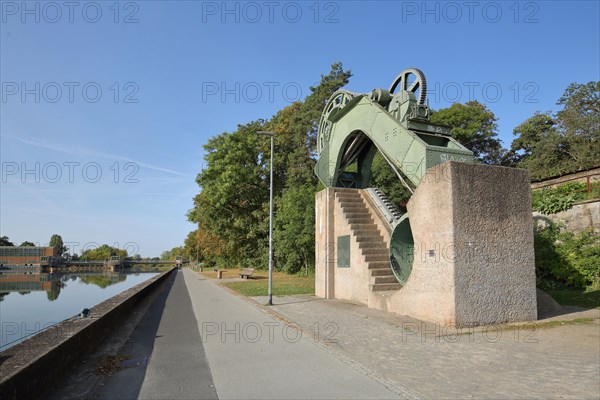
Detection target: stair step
<box><xmin>347</xmin><ymin>218</ymin><xmax>374</xmax><ymax>224</ymax></box>
<box><xmin>351</xmin><ymin>223</ymin><xmax>380</xmax><ymax>231</ymax></box>
<box><xmin>358</xmin><ymin>242</ymin><xmax>387</xmax><ymax>250</ymax></box>
<box><xmin>372</xmin><ymin>276</ymin><xmax>399</xmax><ymax>284</ymax></box>
<box><xmin>336</xmin><ymin>191</ymin><xmax>361</xmax><ymax>195</ymax></box>
<box><xmin>365</xmin><ymin>254</ymin><xmax>389</xmax><ymax>262</ymax></box>
<box><xmin>342</xmin><ymin>203</ymin><xmax>366</xmax><ymax>209</ymax></box>
<box><xmin>358</xmin><ymin>242</ymin><xmax>389</xmax><ymax>253</ymax></box>
<box><xmin>338</xmin><ymin>200</ymin><xmax>363</xmax><ymax>205</ymax></box>
<box><xmin>343</xmin><ymin>212</ymin><xmax>369</xmax><ymax>217</ymax></box>
<box><xmin>338</xmin><ymin>197</ymin><xmax>366</xmax><ymax>207</ymax></box>
<box><xmin>370</xmin><ymin>268</ymin><xmax>394</xmax><ymax>276</ymax></box>
<box><xmin>356</xmin><ymin>238</ymin><xmax>388</xmax><ymax>244</ymax></box>
<box><xmin>368</xmin><ymin>261</ymin><xmax>392</xmax><ymax>269</ymax></box>
<box><xmin>337</xmin><ymin>197</ymin><xmax>363</xmax><ymax>203</ymax></box>
<box><xmin>362</xmin><ymin>248</ymin><xmax>388</xmax><ymax>255</ymax></box>
<box><xmin>370</xmin><ymin>283</ymin><xmax>402</xmax><ymax>291</ymax></box>
<box><xmin>340</xmin><ymin>203</ymin><xmax>364</xmax><ymax>209</ymax></box>
<box><xmin>354</xmin><ymin>231</ymin><xmax>381</xmax><ymax>239</ymax></box>
<box><xmin>342</xmin><ymin>207</ymin><xmax>371</xmax><ymax>217</ymax></box>
<box><xmin>356</xmin><ymin>235</ymin><xmax>384</xmax><ymax>243</ymax></box>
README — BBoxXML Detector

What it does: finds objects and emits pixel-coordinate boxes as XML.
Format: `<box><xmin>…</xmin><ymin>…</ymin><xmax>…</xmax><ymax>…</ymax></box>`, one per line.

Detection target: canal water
<box><xmin>0</xmin><ymin>271</ymin><xmax>159</xmax><ymax>350</ymax></box>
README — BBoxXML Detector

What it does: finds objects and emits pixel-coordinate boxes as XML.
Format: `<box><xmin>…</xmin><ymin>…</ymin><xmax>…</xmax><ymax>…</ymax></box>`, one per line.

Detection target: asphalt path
<box><xmin>182</xmin><ymin>268</ymin><xmax>398</xmax><ymax>399</ymax></box>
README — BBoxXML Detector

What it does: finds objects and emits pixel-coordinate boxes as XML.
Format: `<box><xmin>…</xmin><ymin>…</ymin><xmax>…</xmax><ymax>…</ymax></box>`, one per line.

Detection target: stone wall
<box><xmin>533</xmin><ymin>199</ymin><xmax>600</xmax><ymax>233</ymax></box>
<box><xmin>315</xmin><ymin>188</ymin><xmax>371</xmax><ymax>304</ymax></box>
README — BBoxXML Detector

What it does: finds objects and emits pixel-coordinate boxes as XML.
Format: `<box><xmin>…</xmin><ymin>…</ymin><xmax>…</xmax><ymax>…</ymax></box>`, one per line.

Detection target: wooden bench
<box><xmin>238</xmin><ymin>268</ymin><xmax>255</xmax><ymax>279</ymax></box>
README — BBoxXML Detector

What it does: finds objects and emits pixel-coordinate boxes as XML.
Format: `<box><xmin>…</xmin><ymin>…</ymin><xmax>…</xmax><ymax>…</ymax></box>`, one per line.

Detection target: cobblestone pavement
<box><xmin>249</xmin><ymin>294</ymin><xmax>600</xmax><ymax>399</ymax></box>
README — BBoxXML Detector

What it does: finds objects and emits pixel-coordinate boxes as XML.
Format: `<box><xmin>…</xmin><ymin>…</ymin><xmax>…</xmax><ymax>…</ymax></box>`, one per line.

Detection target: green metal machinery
<box><xmin>315</xmin><ymin>68</ymin><xmax>474</xmax><ymax>285</ymax></box>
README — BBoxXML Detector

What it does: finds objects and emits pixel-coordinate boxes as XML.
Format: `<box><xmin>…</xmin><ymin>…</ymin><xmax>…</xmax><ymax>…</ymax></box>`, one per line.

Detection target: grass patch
<box><xmin>516</xmin><ymin>318</ymin><xmax>596</xmax><ymax>331</ymax></box>
<box><xmin>538</xmin><ymin>318</ymin><xmax>595</xmax><ymax>328</ymax></box>
<box><xmin>545</xmin><ymin>288</ymin><xmax>600</xmax><ymax>309</ymax></box>
<box><xmin>221</xmin><ymin>271</ymin><xmax>315</xmax><ymax>296</ymax></box>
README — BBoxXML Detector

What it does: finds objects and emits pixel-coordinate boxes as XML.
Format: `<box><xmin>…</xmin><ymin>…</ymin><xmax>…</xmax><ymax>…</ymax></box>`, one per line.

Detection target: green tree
<box><xmin>557</xmin><ymin>81</ymin><xmax>599</xmax><ymax>136</ymax></box>
<box><xmin>160</xmin><ymin>246</ymin><xmax>185</xmax><ymax>261</ymax></box>
<box><xmin>430</xmin><ymin>101</ymin><xmax>505</xmax><ymax>164</ymax></box>
<box><xmin>0</xmin><ymin>236</ymin><xmax>14</xmax><ymax>246</ymax></box>
<box><xmin>511</xmin><ymin>81</ymin><xmax>599</xmax><ymax>180</ymax></box>
<box><xmin>556</xmin><ymin>81</ymin><xmax>600</xmax><ymax>171</ymax></box>
<box><xmin>511</xmin><ymin>112</ymin><xmax>557</xmax><ymax>163</ymax></box>
<box><xmin>80</xmin><ymin>244</ymin><xmax>127</xmax><ymax>260</ymax></box>
<box><xmin>19</xmin><ymin>241</ymin><xmax>36</xmax><ymax>246</ymax></box>
<box><xmin>49</xmin><ymin>234</ymin><xmax>67</xmax><ymax>256</ymax></box>
<box><xmin>189</xmin><ymin>121</ymin><xmax>269</xmax><ymax>268</ymax></box>
<box><xmin>274</xmin><ymin>186</ymin><xmax>317</xmax><ymax>275</ymax></box>
<box><xmin>188</xmin><ymin>62</ymin><xmax>352</xmax><ymax>272</ymax></box>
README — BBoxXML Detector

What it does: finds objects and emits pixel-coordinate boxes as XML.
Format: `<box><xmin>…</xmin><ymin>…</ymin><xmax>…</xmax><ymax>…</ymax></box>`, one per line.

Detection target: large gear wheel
<box><xmin>388</xmin><ymin>68</ymin><xmax>427</xmax><ymax>105</ymax></box>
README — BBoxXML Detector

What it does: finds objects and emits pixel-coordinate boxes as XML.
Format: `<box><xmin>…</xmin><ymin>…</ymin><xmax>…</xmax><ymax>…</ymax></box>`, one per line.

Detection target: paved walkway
<box><xmin>249</xmin><ymin>294</ymin><xmax>600</xmax><ymax>399</ymax></box>
<box><xmin>51</xmin><ymin>269</ymin><xmax>600</xmax><ymax>399</ymax></box>
<box><xmin>182</xmin><ymin>268</ymin><xmax>401</xmax><ymax>399</ymax></box>
<box><xmin>49</xmin><ymin>269</ymin><xmax>219</xmax><ymax>400</ymax></box>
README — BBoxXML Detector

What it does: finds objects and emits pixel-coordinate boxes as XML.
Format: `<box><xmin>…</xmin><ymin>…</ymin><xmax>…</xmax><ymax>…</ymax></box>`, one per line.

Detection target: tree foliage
<box><xmin>274</xmin><ymin>186</ymin><xmax>317</xmax><ymax>275</ymax></box>
<box><xmin>512</xmin><ymin>81</ymin><xmax>599</xmax><ymax>180</ymax></box>
<box><xmin>187</xmin><ymin>62</ymin><xmax>351</xmax><ymax>272</ymax></box>
<box><xmin>430</xmin><ymin>101</ymin><xmax>504</xmax><ymax>164</ymax></box>
<box><xmin>369</xmin><ymin>153</ymin><xmax>412</xmax><ymax>208</ymax></box>
<box><xmin>0</xmin><ymin>236</ymin><xmax>14</xmax><ymax>246</ymax></box>
<box><xmin>160</xmin><ymin>246</ymin><xmax>185</xmax><ymax>261</ymax></box>
<box><xmin>535</xmin><ymin>223</ymin><xmax>600</xmax><ymax>289</ymax></box>
<box><xmin>80</xmin><ymin>244</ymin><xmax>128</xmax><ymax>260</ymax></box>
<box><xmin>49</xmin><ymin>234</ymin><xmax>67</xmax><ymax>256</ymax></box>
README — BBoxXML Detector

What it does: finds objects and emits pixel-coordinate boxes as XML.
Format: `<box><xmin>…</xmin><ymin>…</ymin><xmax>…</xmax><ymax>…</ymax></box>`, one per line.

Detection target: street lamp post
<box><xmin>257</xmin><ymin>130</ymin><xmax>274</xmax><ymax>306</ymax></box>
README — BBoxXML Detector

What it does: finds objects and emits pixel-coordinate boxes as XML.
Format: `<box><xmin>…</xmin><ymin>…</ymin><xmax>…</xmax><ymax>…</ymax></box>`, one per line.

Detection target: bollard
<box><xmin>217</xmin><ymin>270</ymin><xmax>223</xmax><ymax>279</ymax></box>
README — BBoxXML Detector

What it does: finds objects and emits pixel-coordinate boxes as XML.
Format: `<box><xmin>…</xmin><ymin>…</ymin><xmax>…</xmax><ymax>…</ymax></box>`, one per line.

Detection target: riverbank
<box><xmin>0</xmin><ymin>267</ymin><xmax>176</xmax><ymax>400</ymax></box>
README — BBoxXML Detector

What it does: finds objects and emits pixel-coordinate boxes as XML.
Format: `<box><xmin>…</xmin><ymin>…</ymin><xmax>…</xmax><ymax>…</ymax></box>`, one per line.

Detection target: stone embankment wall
<box><xmin>533</xmin><ymin>199</ymin><xmax>600</xmax><ymax>233</ymax></box>
<box><xmin>530</xmin><ymin>167</ymin><xmax>600</xmax><ymax>233</ymax></box>
<box><xmin>0</xmin><ymin>268</ymin><xmax>176</xmax><ymax>400</ymax></box>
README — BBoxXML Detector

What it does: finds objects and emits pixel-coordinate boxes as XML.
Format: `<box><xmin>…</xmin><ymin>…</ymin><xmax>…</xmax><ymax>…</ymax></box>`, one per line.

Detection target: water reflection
<box><xmin>0</xmin><ymin>270</ymin><xmax>159</xmax><ymax>349</ymax></box>
<box><xmin>0</xmin><ymin>271</ymin><xmax>129</xmax><ymax>302</ymax></box>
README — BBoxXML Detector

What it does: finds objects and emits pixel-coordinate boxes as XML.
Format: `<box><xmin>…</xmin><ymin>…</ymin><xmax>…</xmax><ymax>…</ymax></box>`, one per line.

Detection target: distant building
<box><xmin>0</xmin><ymin>246</ymin><xmax>58</xmax><ymax>266</ymax></box>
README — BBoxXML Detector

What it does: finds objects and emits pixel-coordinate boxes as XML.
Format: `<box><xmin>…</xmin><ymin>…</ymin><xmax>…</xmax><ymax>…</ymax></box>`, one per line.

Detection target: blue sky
<box><xmin>1</xmin><ymin>1</ymin><xmax>598</xmax><ymax>257</ymax></box>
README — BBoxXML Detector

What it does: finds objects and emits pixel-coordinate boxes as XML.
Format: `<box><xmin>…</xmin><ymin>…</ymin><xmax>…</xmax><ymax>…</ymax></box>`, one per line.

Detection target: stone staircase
<box><xmin>335</xmin><ymin>190</ymin><xmax>401</xmax><ymax>292</ymax></box>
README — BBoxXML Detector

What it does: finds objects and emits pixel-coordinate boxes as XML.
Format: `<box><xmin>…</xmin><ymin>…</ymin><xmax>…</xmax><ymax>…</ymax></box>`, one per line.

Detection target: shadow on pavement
<box><xmin>92</xmin><ymin>271</ymin><xmax>177</xmax><ymax>400</ymax></box>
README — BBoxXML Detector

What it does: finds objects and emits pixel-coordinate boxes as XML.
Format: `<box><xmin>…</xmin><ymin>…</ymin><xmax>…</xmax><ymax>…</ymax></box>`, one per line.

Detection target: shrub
<box><xmin>532</xmin><ymin>181</ymin><xmax>596</xmax><ymax>215</ymax></box>
<box><xmin>535</xmin><ymin>222</ymin><xmax>600</xmax><ymax>289</ymax></box>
